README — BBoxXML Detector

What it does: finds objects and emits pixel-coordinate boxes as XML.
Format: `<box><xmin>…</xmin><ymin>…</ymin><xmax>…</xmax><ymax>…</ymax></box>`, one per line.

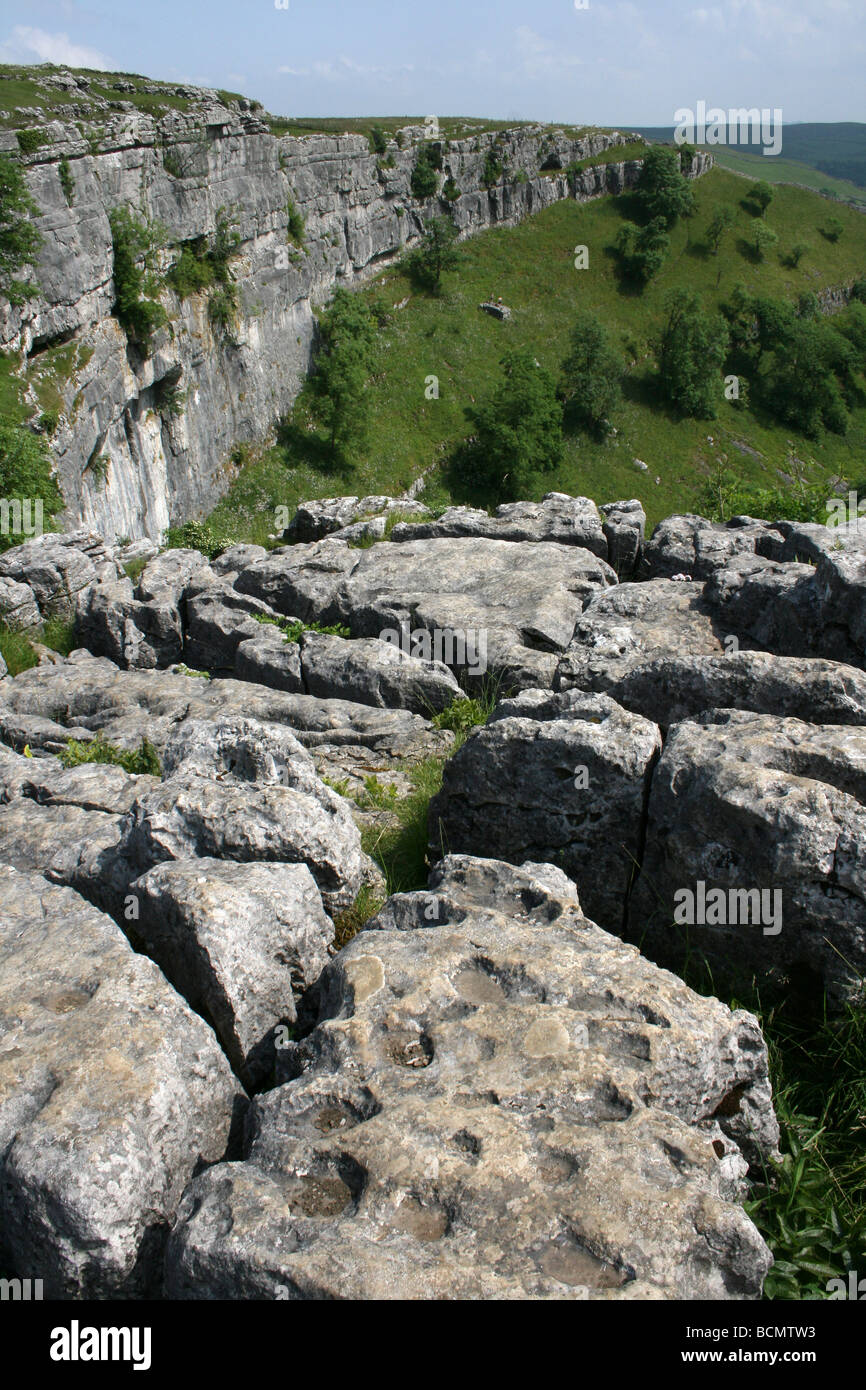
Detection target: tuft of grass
<box><xmin>59</xmin><ymin>734</ymin><xmax>162</xmax><ymax>777</ymax></box>
<box><xmin>359</xmin><ymin>755</ymin><xmax>447</xmax><ymax>895</ymax></box>
<box><xmin>253</xmin><ymin>613</ymin><xmax>351</xmax><ymax>642</ymax></box>
<box><xmin>332</xmin><ymin>883</ymin><xmax>387</xmax><ymax>951</ymax></box>
<box><xmin>0</xmin><ymin>624</ymin><xmax>38</xmax><ymax>675</ymax></box>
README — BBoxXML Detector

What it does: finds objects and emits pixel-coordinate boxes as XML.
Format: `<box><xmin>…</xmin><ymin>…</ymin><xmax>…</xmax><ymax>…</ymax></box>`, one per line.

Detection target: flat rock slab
<box><xmin>607</xmin><ymin>651</ymin><xmax>866</xmax><ymax>730</ymax></box>
<box><xmin>553</xmin><ymin>579</ymin><xmax>728</xmax><ymax>693</ymax></box>
<box><xmin>631</xmin><ymin>710</ymin><xmax>866</xmax><ymax>1003</ymax></box>
<box><xmin>0</xmin><ymin>866</ymin><xmax>241</xmax><ymax>1298</ymax></box>
<box><xmin>0</xmin><ymin>652</ymin><xmax>442</xmax><ymax>757</ymax></box>
<box><xmin>389</xmin><ymin>493</ymin><xmax>609</xmax><ymax>560</ymax></box>
<box><xmin>130</xmin><ymin>858</ymin><xmax>333</xmax><ymax>1089</ymax></box>
<box><xmin>428</xmin><ymin>691</ymin><xmax>661</xmax><ymax>933</ymax></box>
<box><xmin>235</xmin><ymin>536</ymin><xmax>617</xmax><ymax>690</ymax></box>
<box><xmin>165</xmin><ymin>856</ymin><xmax>776</xmax><ymax>1301</ymax></box>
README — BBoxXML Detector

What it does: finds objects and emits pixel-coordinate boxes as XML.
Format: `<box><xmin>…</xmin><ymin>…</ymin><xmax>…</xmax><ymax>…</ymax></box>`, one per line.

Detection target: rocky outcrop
<box><xmin>3</xmin><ymin>98</ymin><xmax>710</xmax><ymax>542</ymax></box>
<box><xmin>165</xmin><ymin>856</ymin><xmax>775</xmax><ymax>1301</ymax></box>
<box><xmin>0</xmin><ymin>864</ymin><xmax>242</xmax><ymax>1298</ymax></box>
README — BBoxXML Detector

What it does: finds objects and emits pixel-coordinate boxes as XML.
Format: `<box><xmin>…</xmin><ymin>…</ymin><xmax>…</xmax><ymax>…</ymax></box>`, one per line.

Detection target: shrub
<box><xmin>369</xmin><ymin>126</ymin><xmax>388</xmax><ymax>155</ymax></box>
<box><xmin>153</xmin><ymin>376</ymin><xmax>186</xmax><ymax>418</ymax></box>
<box><xmin>108</xmin><ymin>207</ymin><xmax>167</xmax><ymax>353</ymax></box>
<box><xmin>407</xmin><ymin>216</ymin><xmax>460</xmax><ymax>295</ymax></box>
<box><xmin>0</xmin><ymin>154</ymin><xmax>43</xmax><ymax>304</ymax></box>
<box><xmin>753</xmin><ymin>222</ymin><xmax>779</xmax><ymax>261</ymax></box>
<box><xmin>822</xmin><ymin>217</ymin><xmax>844</xmax><ymax>243</ymax></box>
<box><xmin>657</xmin><ymin>288</ymin><xmax>729</xmax><ymax>418</ymax></box>
<box><xmin>410</xmin><ymin>144</ymin><xmax>440</xmax><ymax>199</ymax></box>
<box><xmin>0</xmin><ymin>422</ymin><xmax>63</xmax><ymax>550</ymax></box>
<box><xmin>286</xmin><ymin>197</ymin><xmax>305</xmax><ymax>246</ymax></box>
<box><xmin>441</xmin><ymin>177</ymin><xmax>461</xmax><ymax>202</ymax></box>
<box><xmin>208</xmin><ymin>283</ymin><xmax>238</xmax><ymax>336</ymax></box>
<box><xmin>482</xmin><ymin>149</ymin><xmax>503</xmax><ymax>188</ymax></box>
<box><xmin>614</xmin><ymin>216</ymin><xmax>670</xmax><ymax>284</ymax></box>
<box><xmin>59</xmin><ymin>734</ymin><xmax>162</xmax><ymax>777</ymax></box>
<box><xmin>560</xmin><ymin>312</ymin><xmax>622</xmax><ymax>435</ymax></box>
<box><xmin>747</xmin><ymin>180</ymin><xmax>774</xmax><ymax>216</ymax></box>
<box><xmin>460</xmin><ymin>347</ymin><xmax>563</xmax><ymax>502</ymax></box>
<box><xmin>164</xmin><ymin>519</ymin><xmax>227</xmax><ymax>559</ymax></box>
<box><xmin>16</xmin><ymin>129</ymin><xmax>46</xmax><ymax>155</ymax></box>
<box><xmin>58</xmin><ymin>156</ymin><xmax>75</xmax><ymax>206</ymax></box>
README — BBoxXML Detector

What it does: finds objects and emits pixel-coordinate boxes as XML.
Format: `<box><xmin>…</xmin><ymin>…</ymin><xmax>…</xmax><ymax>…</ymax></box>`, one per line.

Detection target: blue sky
<box><xmin>0</xmin><ymin>0</ymin><xmax>862</xmax><ymax>125</ymax></box>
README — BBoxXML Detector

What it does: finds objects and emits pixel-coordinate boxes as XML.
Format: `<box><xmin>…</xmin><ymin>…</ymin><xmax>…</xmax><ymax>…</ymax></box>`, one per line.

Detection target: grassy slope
<box><xmin>703</xmin><ymin>145</ymin><xmax>866</xmax><ymax>210</ymax></box>
<box><xmin>209</xmin><ymin>166</ymin><xmax>866</xmax><ymax>541</ymax></box>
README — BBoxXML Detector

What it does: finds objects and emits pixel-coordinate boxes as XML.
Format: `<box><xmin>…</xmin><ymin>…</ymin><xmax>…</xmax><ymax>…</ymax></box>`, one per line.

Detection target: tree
<box><xmin>369</xmin><ymin>126</ymin><xmax>388</xmax><ymax>156</ymax></box>
<box><xmin>706</xmin><ymin>205</ymin><xmax>734</xmax><ymax>256</ymax></box>
<box><xmin>821</xmin><ymin>217</ymin><xmax>844</xmax><ymax>243</ymax></box>
<box><xmin>559</xmin><ymin>312</ymin><xmax>621</xmax><ymax>435</ymax></box>
<box><xmin>0</xmin><ymin>155</ymin><xmax>43</xmax><ymax>306</ymax></box>
<box><xmin>763</xmin><ymin>318</ymin><xmax>852</xmax><ymax>436</ymax></box>
<box><xmin>108</xmin><ymin>207</ymin><xmax>168</xmax><ymax>353</ymax></box>
<box><xmin>407</xmin><ymin>217</ymin><xmax>460</xmax><ymax>295</ymax></box>
<box><xmin>657</xmin><ymin>289</ymin><xmax>729</xmax><ymax>418</ymax></box>
<box><xmin>0</xmin><ymin>422</ymin><xmax>63</xmax><ymax>550</ymax></box>
<box><xmin>747</xmin><ymin>180</ymin><xmax>774</xmax><ymax>216</ymax></box>
<box><xmin>462</xmin><ymin>347</ymin><xmax>563</xmax><ymax>501</ymax></box>
<box><xmin>787</xmin><ymin>240</ymin><xmax>811</xmax><ymax>268</ymax></box>
<box><xmin>635</xmin><ymin>146</ymin><xmax>695</xmax><ymax>227</ymax></box>
<box><xmin>308</xmin><ymin>288</ymin><xmax>378</xmax><ymax>459</ymax></box>
<box><xmin>615</xmin><ymin>216</ymin><xmax>670</xmax><ymax>284</ymax></box>
<box><xmin>753</xmin><ymin>222</ymin><xmax>778</xmax><ymax>261</ymax></box>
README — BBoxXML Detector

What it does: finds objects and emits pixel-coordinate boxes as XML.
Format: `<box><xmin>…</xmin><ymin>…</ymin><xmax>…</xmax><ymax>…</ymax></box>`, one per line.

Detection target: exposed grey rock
<box><xmin>165</xmin><ymin>855</ymin><xmax>775</xmax><ymax>1301</ymax></box>
<box><xmin>641</xmin><ymin>514</ymin><xmax>784</xmax><ymax>580</ymax></box>
<box><xmin>0</xmin><ymin>575</ymin><xmax>41</xmax><ymax>631</ymax></box>
<box><xmin>121</xmin><ymin>717</ymin><xmax>370</xmax><ymax>916</ymax></box>
<box><xmin>136</xmin><ymin>548</ymin><xmax>213</xmax><ymax>604</ymax></box>
<box><xmin>75</xmin><ymin>576</ymin><xmax>184</xmax><ymax>669</ymax></box>
<box><xmin>0</xmin><ymin>865</ymin><xmax>241</xmax><ymax>1298</ymax></box>
<box><xmin>0</xmin><ymin>532</ymin><xmax>98</xmax><ymax>618</ymax></box>
<box><xmin>211</xmin><ymin>543</ymin><xmax>268</xmax><ymax>575</ymax></box>
<box><xmin>284</xmin><ymin>496</ymin><xmax>431</xmax><ymax>543</ymax></box>
<box><xmin>183</xmin><ymin>584</ymin><xmax>283</xmax><ymax>671</ymax></box>
<box><xmin>703</xmin><ymin>557</ymin><xmax>839</xmax><ymax>661</ymax></box>
<box><xmin>600</xmin><ymin>499</ymin><xmax>646</xmax><ymax>578</ymax></box>
<box><xmin>389</xmin><ymin>492</ymin><xmax>608</xmax><ymax>559</ymax></box>
<box><xmin>607</xmin><ymin>651</ymin><xmax>866</xmax><ymax>730</ymax></box>
<box><xmin>0</xmin><ymin>745</ymin><xmax>159</xmax><ymax>813</ymax></box>
<box><xmin>235</xmin><ymin>624</ymin><xmax>304</xmax><ymax>693</ymax></box>
<box><xmin>429</xmin><ymin>691</ymin><xmax>661</xmax><ymax>933</ymax></box>
<box><xmin>299</xmin><ymin>630</ymin><xmax>461</xmax><ymax>714</ymax></box>
<box><xmin>236</xmin><ymin>535</ymin><xmax>617</xmax><ymax>690</ymax></box>
<box><xmin>554</xmin><ymin>579</ymin><xmax>727</xmax><ymax>692</ymax></box>
<box><xmin>130</xmin><ymin>859</ymin><xmax>333</xmax><ymax>1087</ymax></box>
<box><xmin>631</xmin><ymin>711</ymin><xmax>866</xmax><ymax>1003</ymax></box>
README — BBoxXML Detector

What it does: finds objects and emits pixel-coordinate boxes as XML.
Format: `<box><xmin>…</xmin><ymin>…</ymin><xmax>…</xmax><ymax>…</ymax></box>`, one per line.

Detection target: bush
<box><xmin>747</xmin><ymin>180</ymin><xmax>774</xmax><ymax>216</ymax></box>
<box><xmin>208</xmin><ymin>283</ymin><xmax>238</xmax><ymax>336</ymax></box>
<box><xmin>307</xmin><ymin>288</ymin><xmax>379</xmax><ymax>459</ymax></box>
<box><xmin>0</xmin><ymin>154</ymin><xmax>43</xmax><ymax>305</ymax></box>
<box><xmin>441</xmin><ymin>177</ymin><xmax>461</xmax><ymax>202</ymax></box>
<box><xmin>407</xmin><ymin>216</ymin><xmax>460</xmax><ymax>295</ymax></box>
<box><xmin>657</xmin><ymin>289</ymin><xmax>729</xmax><ymax>418</ymax></box>
<box><xmin>460</xmin><ymin>347</ymin><xmax>563</xmax><ymax>502</ymax></box>
<box><xmin>108</xmin><ymin>207</ymin><xmax>167</xmax><ymax>353</ymax></box>
<box><xmin>16</xmin><ymin>129</ymin><xmax>46</xmax><ymax>155</ymax></box>
<box><xmin>614</xmin><ymin>216</ymin><xmax>670</xmax><ymax>284</ymax></box>
<box><xmin>286</xmin><ymin>197</ymin><xmax>305</xmax><ymax>246</ymax></box>
<box><xmin>410</xmin><ymin>143</ymin><xmax>441</xmax><ymax>199</ymax></box>
<box><xmin>482</xmin><ymin>149</ymin><xmax>503</xmax><ymax>188</ymax></box>
<box><xmin>560</xmin><ymin>312</ymin><xmax>622</xmax><ymax>435</ymax></box>
<box><xmin>58</xmin><ymin>156</ymin><xmax>75</xmax><ymax>206</ymax></box>
<box><xmin>0</xmin><ymin>422</ymin><xmax>63</xmax><ymax>551</ymax></box>
<box><xmin>164</xmin><ymin>519</ymin><xmax>227</xmax><ymax>559</ymax></box>
<box><xmin>59</xmin><ymin>734</ymin><xmax>162</xmax><ymax>777</ymax></box>
<box><xmin>821</xmin><ymin>217</ymin><xmax>844</xmax><ymax>243</ymax></box>
<box><xmin>167</xmin><ymin>241</ymin><xmax>214</xmax><ymax>297</ymax></box>
<box><xmin>369</xmin><ymin>127</ymin><xmax>388</xmax><ymax>156</ymax></box>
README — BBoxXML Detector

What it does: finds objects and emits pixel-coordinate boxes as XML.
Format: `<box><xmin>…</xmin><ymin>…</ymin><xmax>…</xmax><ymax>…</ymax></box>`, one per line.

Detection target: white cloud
<box><xmin>514</xmin><ymin>26</ymin><xmax>583</xmax><ymax>78</ymax></box>
<box><xmin>0</xmin><ymin>25</ymin><xmax>112</xmax><ymax>70</ymax></box>
<box><xmin>278</xmin><ymin>55</ymin><xmax>414</xmax><ymax>83</ymax></box>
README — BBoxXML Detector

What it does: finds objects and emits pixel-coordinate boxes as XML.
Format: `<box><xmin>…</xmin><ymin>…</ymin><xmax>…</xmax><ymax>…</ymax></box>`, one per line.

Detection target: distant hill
<box><xmin>634</xmin><ymin>123</ymin><xmax>866</xmax><ymax>191</ymax></box>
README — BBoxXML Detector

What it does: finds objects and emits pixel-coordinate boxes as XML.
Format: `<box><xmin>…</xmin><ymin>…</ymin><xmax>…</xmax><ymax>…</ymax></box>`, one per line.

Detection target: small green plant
<box><xmin>162</xmin><ymin>149</ymin><xmax>184</xmax><ymax>178</ymax></box>
<box><xmin>123</xmin><ymin>555</ymin><xmax>150</xmax><ymax>584</ymax></box>
<box><xmin>286</xmin><ymin>197</ymin><xmax>306</xmax><ymax>246</ymax></box>
<box><xmin>153</xmin><ymin>375</ymin><xmax>186</xmax><ymax>418</ymax></box>
<box><xmin>0</xmin><ymin>154</ymin><xmax>43</xmax><ymax>304</ymax></box>
<box><xmin>164</xmin><ymin>519</ymin><xmax>228</xmax><ymax>559</ymax></box>
<box><xmin>410</xmin><ymin>143</ymin><xmax>442</xmax><ymax>199</ymax></box>
<box><xmin>482</xmin><ymin>149</ymin><xmax>503</xmax><ymax>188</ymax></box>
<box><xmin>38</xmin><ymin>409</ymin><xmax>59</xmax><ymax>436</ymax></box>
<box><xmin>108</xmin><ymin>206</ymin><xmax>168</xmax><ymax>354</ymax></box>
<box><xmin>41</xmin><ymin>617</ymin><xmax>75</xmax><ymax>656</ymax></box>
<box><xmin>59</xmin><ymin>734</ymin><xmax>162</xmax><ymax>777</ymax></box>
<box><xmin>85</xmin><ymin>451</ymin><xmax>110</xmax><ymax>486</ymax></box>
<box><xmin>0</xmin><ymin>623</ymin><xmax>38</xmax><ymax>675</ymax></box>
<box><xmin>441</xmin><ymin>177</ymin><xmax>461</xmax><ymax>202</ymax></box>
<box><xmin>58</xmin><ymin>156</ymin><xmax>75</xmax><ymax>205</ymax></box>
<box><xmin>174</xmin><ymin>663</ymin><xmax>210</xmax><ymax>679</ymax></box>
<box><xmin>432</xmin><ymin>695</ymin><xmax>489</xmax><ymax>737</ymax></box>
<box><xmin>16</xmin><ymin>129</ymin><xmax>46</xmax><ymax>155</ymax></box>
<box><xmin>332</xmin><ymin>882</ymin><xmax>387</xmax><ymax>951</ymax></box>
<box><xmin>369</xmin><ymin>127</ymin><xmax>388</xmax><ymax>156</ymax></box>
<box><xmin>253</xmin><ymin>613</ymin><xmax>351</xmax><ymax>643</ymax></box>
<box><xmin>208</xmin><ymin>283</ymin><xmax>238</xmax><ymax>336</ymax></box>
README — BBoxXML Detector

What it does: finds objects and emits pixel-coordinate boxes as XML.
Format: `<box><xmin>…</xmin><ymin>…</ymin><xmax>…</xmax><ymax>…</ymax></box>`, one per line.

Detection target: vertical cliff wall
<box><xmin>0</xmin><ymin>87</ymin><xmax>711</xmax><ymax>542</ymax></box>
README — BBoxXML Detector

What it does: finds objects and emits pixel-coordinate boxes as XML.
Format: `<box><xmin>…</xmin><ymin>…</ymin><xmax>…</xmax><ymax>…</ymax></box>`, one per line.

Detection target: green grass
<box><xmin>705</xmin><ymin>145</ymin><xmax>866</xmax><ymax>210</ymax></box>
<box><xmin>58</xmin><ymin>734</ymin><xmax>161</xmax><ymax>776</ymax></box>
<box><xmin>265</xmin><ymin>115</ymin><xmax>604</xmax><ymax>142</ymax></box>
<box><xmin>0</xmin><ymin>64</ymin><xmax>195</xmax><ymax>126</ymax></box>
<box><xmin>0</xmin><ymin>617</ymin><xmax>74</xmax><ymax>675</ymax></box>
<box><xmin>208</xmin><ymin>167</ymin><xmax>866</xmax><ymax>539</ymax></box>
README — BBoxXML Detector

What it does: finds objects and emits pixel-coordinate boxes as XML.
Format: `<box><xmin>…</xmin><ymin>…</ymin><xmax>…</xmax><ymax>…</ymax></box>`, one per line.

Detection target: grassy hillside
<box><xmin>636</xmin><ymin>123</ymin><xmax>866</xmax><ymax>194</ymax></box>
<box><xmin>208</xmin><ymin>166</ymin><xmax>866</xmax><ymax>543</ymax></box>
<box><xmin>701</xmin><ymin>147</ymin><xmax>866</xmax><ymax>211</ymax></box>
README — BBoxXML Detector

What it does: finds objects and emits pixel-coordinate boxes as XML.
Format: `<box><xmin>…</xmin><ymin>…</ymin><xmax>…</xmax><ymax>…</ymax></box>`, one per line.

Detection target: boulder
<box><xmin>0</xmin><ymin>866</ymin><xmax>241</xmax><ymax>1298</ymax></box>
<box><xmin>640</xmin><ymin>514</ymin><xmax>784</xmax><ymax>580</ymax></box>
<box><xmin>75</xmin><ymin>577</ymin><xmax>184</xmax><ymax>669</ymax></box>
<box><xmin>235</xmin><ymin>624</ymin><xmax>304</xmax><ymax>693</ymax></box>
<box><xmin>554</xmin><ymin>579</ymin><xmax>727</xmax><ymax>693</ymax></box>
<box><xmin>183</xmin><ymin>584</ymin><xmax>283</xmax><ymax>671</ymax></box>
<box><xmin>600</xmin><ymin>499</ymin><xmax>645</xmax><ymax>578</ymax></box>
<box><xmin>389</xmin><ymin>492</ymin><xmax>609</xmax><ymax>559</ymax></box>
<box><xmin>299</xmin><ymin>630</ymin><xmax>461</xmax><ymax>714</ymax></box>
<box><xmin>285</xmin><ymin>496</ymin><xmax>431</xmax><ymax>543</ymax></box>
<box><xmin>429</xmin><ymin>690</ymin><xmax>661</xmax><ymax>933</ymax></box>
<box><xmin>130</xmin><ymin>859</ymin><xmax>333</xmax><ymax>1088</ymax></box>
<box><xmin>165</xmin><ymin>856</ymin><xmax>776</xmax><ymax>1301</ymax></box>
<box><xmin>136</xmin><ymin>547</ymin><xmax>213</xmax><ymax>605</ymax></box>
<box><xmin>630</xmin><ymin>710</ymin><xmax>866</xmax><ymax>1003</ymax></box>
<box><xmin>0</xmin><ymin>575</ymin><xmax>41</xmax><ymax>631</ymax></box>
<box><xmin>0</xmin><ymin>532</ymin><xmax>99</xmax><ymax>618</ymax></box>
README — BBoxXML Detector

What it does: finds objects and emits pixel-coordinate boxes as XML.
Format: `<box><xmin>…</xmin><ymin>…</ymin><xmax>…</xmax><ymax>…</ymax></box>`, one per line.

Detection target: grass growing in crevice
<box><xmin>252</xmin><ymin>613</ymin><xmax>351</xmax><ymax>642</ymax></box>
<box><xmin>59</xmin><ymin>734</ymin><xmax>162</xmax><ymax>777</ymax></box>
<box><xmin>360</xmin><ymin>755</ymin><xmax>447</xmax><ymax>898</ymax></box>
<box><xmin>0</xmin><ymin>617</ymin><xmax>75</xmax><ymax>675</ymax></box>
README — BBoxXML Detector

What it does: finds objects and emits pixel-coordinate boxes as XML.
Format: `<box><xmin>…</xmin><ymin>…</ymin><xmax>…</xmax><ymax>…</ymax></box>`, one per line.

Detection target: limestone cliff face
<box><xmin>0</xmin><ymin>100</ymin><xmax>710</xmax><ymax>542</ymax></box>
